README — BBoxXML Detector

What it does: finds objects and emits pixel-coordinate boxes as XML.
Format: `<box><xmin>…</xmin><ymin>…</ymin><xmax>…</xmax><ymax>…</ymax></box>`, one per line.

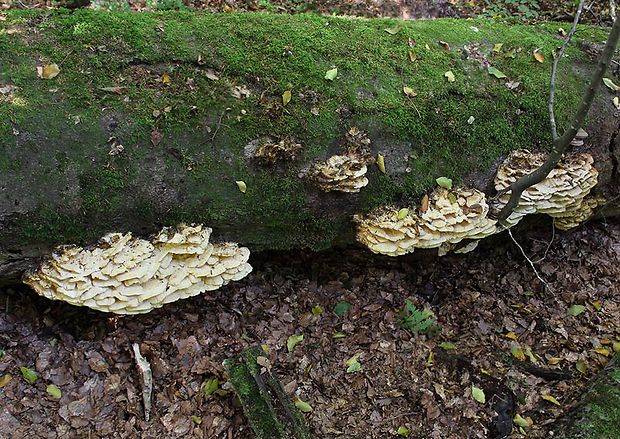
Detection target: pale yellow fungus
<box><xmin>24</xmin><ymin>224</ymin><xmax>252</xmax><ymax>314</ymax></box>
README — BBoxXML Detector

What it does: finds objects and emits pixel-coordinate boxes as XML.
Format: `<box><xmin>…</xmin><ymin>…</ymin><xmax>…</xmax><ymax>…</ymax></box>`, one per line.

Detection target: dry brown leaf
<box><xmin>150</xmin><ymin>128</ymin><xmax>163</xmax><ymax>146</ymax></box>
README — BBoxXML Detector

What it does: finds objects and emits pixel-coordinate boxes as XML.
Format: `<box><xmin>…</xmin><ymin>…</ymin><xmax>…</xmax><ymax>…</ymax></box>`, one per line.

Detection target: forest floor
<box><xmin>1</xmin><ymin>219</ymin><xmax>620</xmax><ymax>438</ymax></box>
<box><xmin>1</xmin><ymin>0</ymin><xmax>616</xmax><ymax>25</ymax></box>
<box><xmin>1</xmin><ymin>1</ymin><xmax>620</xmax><ymax>438</ymax></box>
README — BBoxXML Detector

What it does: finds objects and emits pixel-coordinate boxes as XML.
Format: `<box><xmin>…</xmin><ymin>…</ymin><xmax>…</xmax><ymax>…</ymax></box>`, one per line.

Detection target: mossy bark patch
<box><xmin>0</xmin><ymin>10</ymin><xmax>618</xmax><ymax>267</ymax></box>
<box><xmin>555</xmin><ymin>353</ymin><xmax>620</xmax><ymax>438</ymax></box>
<box><xmin>224</xmin><ymin>346</ymin><xmax>312</xmax><ymax>439</ymax></box>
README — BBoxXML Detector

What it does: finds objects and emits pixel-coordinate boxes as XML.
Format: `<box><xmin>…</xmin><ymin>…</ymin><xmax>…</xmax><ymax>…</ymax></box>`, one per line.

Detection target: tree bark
<box><xmin>1</xmin><ymin>10</ymin><xmax>619</xmax><ymax>281</ymax></box>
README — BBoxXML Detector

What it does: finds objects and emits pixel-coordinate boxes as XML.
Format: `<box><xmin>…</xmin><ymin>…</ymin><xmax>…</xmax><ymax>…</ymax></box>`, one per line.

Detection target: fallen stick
<box><xmin>132</xmin><ymin>343</ymin><xmax>153</xmax><ymax>422</ymax></box>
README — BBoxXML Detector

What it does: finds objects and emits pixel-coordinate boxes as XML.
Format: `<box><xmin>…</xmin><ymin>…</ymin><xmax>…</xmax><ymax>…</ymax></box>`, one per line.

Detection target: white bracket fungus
<box><xmin>303</xmin><ymin>127</ymin><xmax>373</xmax><ymax>193</ymax></box>
<box><xmin>354</xmin><ymin>188</ymin><xmax>497</xmax><ymax>256</ymax></box>
<box><xmin>24</xmin><ymin>224</ymin><xmax>252</xmax><ymax>314</ymax></box>
<box><xmin>494</xmin><ymin>150</ymin><xmax>599</xmax><ymax>227</ymax></box>
<box><xmin>355</xmin><ymin>149</ymin><xmax>601</xmax><ymax>256</ymax></box>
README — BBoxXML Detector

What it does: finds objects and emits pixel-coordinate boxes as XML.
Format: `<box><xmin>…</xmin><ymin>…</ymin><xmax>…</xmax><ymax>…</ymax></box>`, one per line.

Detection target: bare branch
<box><xmin>612</xmin><ymin>0</ymin><xmax>617</xmax><ymax>22</ymax></box>
<box><xmin>549</xmin><ymin>0</ymin><xmax>586</xmax><ymax>140</ymax></box>
<box><xmin>495</xmin><ymin>15</ymin><xmax>620</xmax><ymax>225</ymax></box>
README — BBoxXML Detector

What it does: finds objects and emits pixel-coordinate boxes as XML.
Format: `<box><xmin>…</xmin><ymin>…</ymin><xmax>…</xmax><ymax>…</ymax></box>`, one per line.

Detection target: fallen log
<box><xmin>224</xmin><ymin>346</ymin><xmax>312</xmax><ymax>439</ymax></box>
<box><xmin>1</xmin><ymin>10</ymin><xmax>619</xmax><ymax>281</ymax></box>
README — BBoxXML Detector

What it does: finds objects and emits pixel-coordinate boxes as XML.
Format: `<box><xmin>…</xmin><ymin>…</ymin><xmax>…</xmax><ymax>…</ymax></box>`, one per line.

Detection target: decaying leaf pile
<box><xmin>1</xmin><ymin>221</ymin><xmax>619</xmax><ymax>438</ymax></box>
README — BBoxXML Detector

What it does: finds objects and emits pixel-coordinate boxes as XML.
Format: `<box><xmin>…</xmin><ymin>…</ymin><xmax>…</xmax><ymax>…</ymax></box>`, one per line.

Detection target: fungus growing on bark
<box><xmin>355</xmin><ymin>150</ymin><xmax>599</xmax><ymax>257</ymax></box>
<box><xmin>304</xmin><ymin>127</ymin><xmax>373</xmax><ymax>193</ymax></box>
<box><xmin>305</xmin><ymin>154</ymin><xmax>371</xmax><ymax>193</ymax></box>
<box><xmin>246</xmin><ymin>136</ymin><xmax>303</xmax><ymax>163</ymax></box>
<box><xmin>494</xmin><ymin>150</ymin><xmax>598</xmax><ymax>227</ymax></box>
<box><xmin>24</xmin><ymin>224</ymin><xmax>252</xmax><ymax>314</ymax></box>
<box><xmin>552</xmin><ymin>194</ymin><xmax>606</xmax><ymax>230</ymax></box>
<box><xmin>354</xmin><ymin>188</ymin><xmax>497</xmax><ymax>256</ymax></box>
<box><xmin>570</xmin><ymin>128</ymin><xmax>588</xmax><ymax>147</ymax></box>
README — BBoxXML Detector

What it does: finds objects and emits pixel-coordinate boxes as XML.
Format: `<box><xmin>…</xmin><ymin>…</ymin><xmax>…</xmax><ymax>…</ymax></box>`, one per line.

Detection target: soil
<box><xmin>1</xmin><ymin>218</ymin><xmax>619</xmax><ymax>438</ymax></box>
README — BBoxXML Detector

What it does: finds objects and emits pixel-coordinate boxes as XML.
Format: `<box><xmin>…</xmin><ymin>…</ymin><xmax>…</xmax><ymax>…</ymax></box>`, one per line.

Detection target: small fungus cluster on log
<box><xmin>24</xmin><ymin>224</ymin><xmax>252</xmax><ymax>314</ymax></box>
<box><xmin>301</xmin><ymin>128</ymin><xmax>374</xmax><ymax>193</ymax></box>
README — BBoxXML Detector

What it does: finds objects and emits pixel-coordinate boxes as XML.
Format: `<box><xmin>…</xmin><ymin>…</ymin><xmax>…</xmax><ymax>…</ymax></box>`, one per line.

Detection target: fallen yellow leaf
<box><xmin>282</xmin><ymin>90</ymin><xmax>292</xmax><ymax>106</ymax></box>
<box><xmin>403</xmin><ymin>86</ymin><xmax>417</xmax><ymax>98</ymax></box>
<box><xmin>376</xmin><ymin>154</ymin><xmax>386</xmax><ymax>173</ymax></box>
<box><xmin>235</xmin><ymin>180</ymin><xmax>247</xmax><ymax>193</ymax></box>
<box><xmin>162</xmin><ymin>72</ymin><xmax>172</xmax><ymax>85</ymax></box>
<box><xmin>511</xmin><ymin>345</ymin><xmax>526</xmax><ymax>361</ymax></box>
<box><xmin>0</xmin><ymin>374</ymin><xmax>12</xmax><ymax>388</ymax></box>
<box><xmin>533</xmin><ymin>49</ymin><xmax>545</xmax><ymax>63</ymax></box>
<box><xmin>594</xmin><ymin>347</ymin><xmax>611</xmax><ymax>357</ymax></box>
<box><xmin>505</xmin><ymin>331</ymin><xmax>518</xmax><ymax>341</ymax></box>
<box><xmin>37</xmin><ymin>64</ymin><xmax>60</xmax><ymax>80</ymax></box>
<box><xmin>541</xmin><ymin>394</ymin><xmax>561</xmax><ymax>406</ymax></box>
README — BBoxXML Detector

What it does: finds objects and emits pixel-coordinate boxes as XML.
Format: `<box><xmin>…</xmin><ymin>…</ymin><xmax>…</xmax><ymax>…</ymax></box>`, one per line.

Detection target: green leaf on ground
<box><xmin>334</xmin><ymin>301</ymin><xmax>352</xmax><ymax>317</ymax></box>
<box><xmin>396</xmin><ymin>426</ymin><xmax>410</xmax><ymax>436</ymax></box>
<box><xmin>436</xmin><ymin>177</ymin><xmax>453</xmax><ymax>189</ymax></box>
<box><xmin>439</xmin><ymin>342</ymin><xmax>456</xmax><ymax>351</ymax></box>
<box><xmin>282</xmin><ymin>90</ymin><xmax>291</xmax><ymax>106</ymax></box>
<box><xmin>472</xmin><ymin>386</ymin><xmax>486</xmax><ymax>403</ymax></box>
<box><xmin>488</xmin><ymin>66</ymin><xmax>507</xmax><ymax>79</ymax></box>
<box><xmin>345</xmin><ymin>354</ymin><xmax>362</xmax><ymax>373</ymax></box>
<box><xmin>568</xmin><ymin>304</ymin><xmax>586</xmax><ymax>316</ymax></box>
<box><xmin>325</xmin><ymin>68</ymin><xmax>338</xmax><ymax>81</ymax></box>
<box><xmin>201</xmin><ymin>378</ymin><xmax>220</xmax><ymax>398</ymax></box>
<box><xmin>46</xmin><ymin>384</ymin><xmax>62</xmax><ymax>399</ymax></box>
<box><xmin>294</xmin><ymin>398</ymin><xmax>313</xmax><ymax>412</ymax></box>
<box><xmin>287</xmin><ymin>334</ymin><xmax>304</xmax><ymax>353</ymax></box>
<box><xmin>20</xmin><ymin>367</ymin><xmax>37</xmax><ymax>384</ymax></box>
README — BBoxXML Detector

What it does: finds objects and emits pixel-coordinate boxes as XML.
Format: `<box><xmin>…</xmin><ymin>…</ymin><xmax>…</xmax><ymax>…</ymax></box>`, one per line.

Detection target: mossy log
<box><xmin>1</xmin><ymin>10</ymin><xmax>620</xmax><ymax>280</ymax></box>
<box><xmin>553</xmin><ymin>353</ymin><xmax>620</xmax><ymax>438</ymax></box>
<box><xmin>224</xmin><ymin>346</ymin><xmax>312</xmax><ymax>439</ymax></box>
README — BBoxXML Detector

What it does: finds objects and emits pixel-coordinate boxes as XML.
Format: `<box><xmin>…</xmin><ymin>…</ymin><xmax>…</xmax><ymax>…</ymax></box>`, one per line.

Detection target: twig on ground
<box><xmin>132</xmin><ymin>343</ymin><xmax>153</xmax><ymax>422</ymax></box>
<box><xmin>211</xmin><ymin>109</ymin><xmax>229</xmax><ymax>142</ymax></box>
<box><xmin>508</xmin><ymin>229</ymin><xmax>552</xmax><ymax>292</ymax></box>
<box><xmin>533</xmin><ymin>221</ymin><xmax>556</xmax><ymax>264</ymax></box>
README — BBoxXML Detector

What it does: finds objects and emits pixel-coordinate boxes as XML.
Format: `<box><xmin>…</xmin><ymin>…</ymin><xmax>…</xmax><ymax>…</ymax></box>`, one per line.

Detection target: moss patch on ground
<box><xmin>0</xmin><ymin>10</ymin><xmax>615</xmax><ymax>250</ymax></box>
<box><xmin>558</xmin><ymin>355</ymin><xmax>620</xmax><ymax>439</ymax></box>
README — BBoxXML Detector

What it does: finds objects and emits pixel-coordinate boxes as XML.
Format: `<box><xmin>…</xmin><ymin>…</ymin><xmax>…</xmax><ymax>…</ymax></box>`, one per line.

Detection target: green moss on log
<box><xmin>0</xmin><ymin>10</ymin><xmax>614</xmax><ymax>251</ymax></box>
<box><xmin>224</xmin><ymin>347</ymin><xmax>312</xmax><ymax>439</ymax></box>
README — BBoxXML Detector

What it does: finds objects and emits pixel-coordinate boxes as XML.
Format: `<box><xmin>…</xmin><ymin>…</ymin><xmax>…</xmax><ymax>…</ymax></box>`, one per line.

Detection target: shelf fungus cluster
<box><xmin>354</xmin><ymin>188</ymin><xmax>497</xmax><ymax>256</ymax></box>
<box><xmin>355</xmin><ymin>149</ymin><xmax>601</xmax><ymax>257</ymax></box>
<box><xmin>24</xmin><ymin>224</ymin><xmax>252</xmax><ymax>314</ymax></box>
<box><xmin>245</xmin><ymin>136</ymin><xmax>303</xmax><ymax>163</ymax></box>
<box><xmin>303</xmin><ymin>127</ymin><xmax>373</xmax><ymax>193</ymax></box>
<box><xmin>494</xmin><ymin>150</ymin><xmax>599</xmax><ymax>228</ymax></box>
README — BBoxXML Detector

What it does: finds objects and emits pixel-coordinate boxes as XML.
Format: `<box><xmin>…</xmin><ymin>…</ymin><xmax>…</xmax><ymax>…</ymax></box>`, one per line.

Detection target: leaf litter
<box><xmin>1</xmin><ymin>221</ymin><xmax>619</xmax><ymax>438</ymax></box>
